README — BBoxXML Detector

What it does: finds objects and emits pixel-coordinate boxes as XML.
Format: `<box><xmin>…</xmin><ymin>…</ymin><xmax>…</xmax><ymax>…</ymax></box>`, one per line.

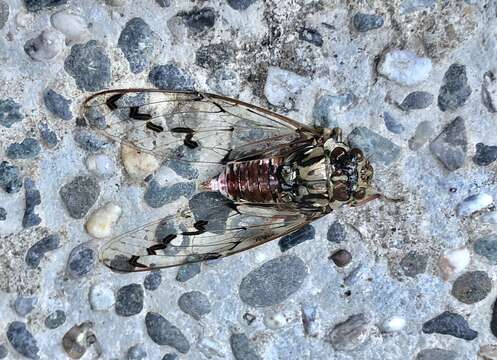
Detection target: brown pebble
<box><xmin>330</xmin><ymin>249</ymin><xmax>352</xmax><ymax>267</ymax></box>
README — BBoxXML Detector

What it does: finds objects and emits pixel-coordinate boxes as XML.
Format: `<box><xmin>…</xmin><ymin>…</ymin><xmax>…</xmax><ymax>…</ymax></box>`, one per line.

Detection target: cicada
<box><xmin>82</xmin><ymin>89</ymin><xmax>377</xmax><ymax>272</ymax></box>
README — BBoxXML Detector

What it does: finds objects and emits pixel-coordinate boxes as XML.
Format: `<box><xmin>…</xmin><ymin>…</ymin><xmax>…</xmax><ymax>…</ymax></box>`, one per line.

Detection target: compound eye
<box><xmin>350</xmin><ymin>148</ymin><xmax>364</xmax><ymax>161</ymax></box>
<box><xmin>330</xmin><ymin>147</ymin><xmax>346</xmax><ymax>161</ymax></box>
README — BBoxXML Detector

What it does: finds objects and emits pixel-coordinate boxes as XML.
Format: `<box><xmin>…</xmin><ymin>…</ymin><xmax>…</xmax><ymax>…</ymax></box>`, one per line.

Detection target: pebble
<box><xmin>400</xmin><ymin>0</ymin><xmax>436</xmax><ymax>14</ymax></box>
<box><xmin>115</xmin><ymin>283</ymin><xmax>144</xmax><ymax>317</ymax></box>
<box><xmin>399</xmin><ymin>91</ymin><xmax>433</xmax><ymax>111</ymax></box>
<box><xmin>13</xmin><ymin>296</ymin><xmax>37</xmax><ymax>316</ymax></box>
<box><xmin>299</xmin><ymin>28</ymin><xmax>323</xmax><ymax>47</ymax></box>
<box><xmin>422</xmin><ymin>311</ymin><xmax>477</xmax><ymax>340</ymax></box>
<box><xmin>86</xmin><ymin>154</ymin><xmax>115</xmax><ymax>177</ymax></box>
<box><xmin>229</xmin><ymin>333</ymin><xmax>261</xmax><ymax>360</ymax></box>
<box><xmin>149</xmin><ymin>64</ymin><xmax>195</xmax><ymax>90</ymax></box>
<box><xmin>189</xmin><ymin>191</ymin><xmax>232</xmax><ymax>233</ymax></box>
<box><xmin>62</xmin><ymin>322</ymin><xmax>96</xmax><ymax>359</ymax></box>
<box><xmin>456</xmin><ymin>193</ymin><xmax>493</xmax><ymax>217</ymax></box>
<box><xmin>416</xmin><ymin>348</ymin><xmax>459</xmax><ymax>360</ymax></box>
<box><xmin>178</xmin><ymin>7</ymin><xmax>216</xmax><ymax>35</ymax></box>
<box><xmin>22</xmin><ymin>178</ymin><xmax>42</xmax><ymax>228</ymax></box>
<box><xmin>45</xmin><ymin>310</ymin><xmax>66</xmax><ymax>329</ymax></box>
<box><xmin>451</xmin><ymin>271</ymin><xmax>492</xmax><ymax>304</ymax></box>
<box><xmin>475</xmin><ymin>235</ymin><xmax>497</xmax><ymax>264</ymax></box>
<box><xmin>206</xmin><ymin>67</ymin><xmax>241</xmax><ymax>97</ymax></box>
<box><xmin>313</xmin><ymin>93</ymin><xmax>357</xmax><ymax>127</ymax></box>
<box><xmin>378</xmin><ymin>49</ymin><xmax>432</xmax><ymax>86</ymax></box>
<box><xmin>50</xmin><ymin>10</ymin><xmax>88</xmax><ymax>44</ymax></box>
<box><xmin>121</xmin><ymin>144</ymin><xmax>160</xmax><ymax>179</ymax></box>
<box><xmin>264</xmin><ymin>312</ymin><xmax>287</xmax><ymax>329</ymax></box>
<box><xmin>328</xmin><ymin>314</ymin><xmax>371</xmax><ymax>351</ymax></box>
<box><xmin>0</xmin><ymin>1</ymin><xmax>8</xmax><ymax>30</ymax></box>
<box><xmin>408</xmin><ymin>120</ymin><xmax>433</xmax><ymax>151</ymax></box>
<box><xmin>330</xmin><ymin>249</ymin><xmax>352</xmax><ymax>267</ymax></box>
<box><xmin>196</xmin><ymin>43</ymin><xmax>234</xmax><ymax>70</ymax></box>
<box><xmin>480</xmin><ymin>212</ymin><xmax>497</xmax><ymax>225</ymax></box>
<box><xmin>144</xmin><ymin>271</ymin><xmax>161</xmax><ymax>290</ymax></box>
<box><xmin>399</xmin><ymin>251</ymin><xmax>427</xmax><ymax>277</ymax></box>
<box><xmin>278</xmin><ymin>224</ymin><xmax>315</xmax><ymax>252</ymax></box>
<box><xmin>118</xmin><ymin>17</ymin><xmax>156</xmax><ymax>74</ymax></box>
<box><xmin>64</xmin><ymin>40</ymin><xmax>111</xmax><ymax>91</ymax></box>
<box><xmin>380</xmin><ymin>316</ymin><xmax>406</xmax><ymax>333</ymax></box>
<box><xmin>162</xmin><ymin>354</ymin><xmax>178</xmax><ymax>360</ymax></box>
<box><xmin>327</xmin><ymin>221</ymin><xmax>346</xmax><ymax>243</ymax></box>
<box><xmin>127</xmin><ymin>345</ymin><xmax>147</xmax><ymax>360</ymax></box>
<box><xmin>383</xmin><ymin>112</ymin><xmax>404</xmax><ymax>134</ymax></box>
<box><xmin>227</xmin><ymin>0</ymin><xmax>257</xmax><ymax>10</ymax></box>
<box><xmin>0</xmin><ymin>344</ymin><xmax>7</xmax><ymax>359</ymax></box>
<box><xmin>480</xmin><ymin>345</ymin><xmax>497</xmax><ymax>360</ymax></box>
<box><xmin>24</xmin><ymin>0</ymin><xmax>67</xmax><ymax>12</ymax></box>
<box><xmin>25</xmin><ymin>233</ymin><xmax>60</xmax><ymax>268</ymax></box>
<box><xmin>0</xmin><ymin>207</ymin><xmax>6</xmax><ymax>221</ymax></box>
<box><xmin>347</xmin><ymin>127</ymin><xmax>401</xmax><ymax>166</ymax></box>
<box><xmin>0</xmin><ymin>98</ymin><xmax>23</xmax><ymax>128</ymax></box>
<box><xmin>24</xmin><ymin>29</ymin><xmax>63</xmax><ymax>61</ymax></box>
<box><xmin>492</xmin><ymin>298</ymin><xmax>497</xmax><ymax>338</ymax></box>
<box><xmin>6</xmin><ymin>138</ymin><xmax>41</xmax><ymax>160</ymax></box>
<box><xmin>145</xmin><ymin>312</ymin><xmax>190</xmax><ymax>353</ymax></box>
<box><xmin>301</xmin><ymin>304</ymin><xmax>318</xmax><ymax>336</ymax></box>
<box><xmin>353</xmin><ymin>13</ymin><xmax>384</xmax><ymax>32</ymax></box>
<box><xmin>439</xmin><ymin>247</ymin><xmax>470</xmax><ymax>279</ymax></box>
<box><xmin>482</xmin><ymin>71</ymin><xmax>497</xmax><ymax>113</ymax></box>
<box><xmin>264</xmin><ymin>66</ymin><xmax>310</xmax><ymax>108</ymax></box>
<box><xmin>156</xmin><ymin>0</ymin><xmax>171</xmax><ymax>7</ymax></box>
<box><xmin>144</xmin><ymin>180</ymin><xmax>195</xmax><ymax>208</ymax></box>
<box><xmin>430</xmin><ymin>117</ymin><xmax>468</xmax><ymax>171</ymax></box>
<box><xmin>38</xmin><ymin>122</ymin><xmax>58</xmax><ymax>148</ymax></box>
<box><xmin>239</xmin><ymin>255</ymin><xmax>307</xmax><ymax>307</ymax></box>
<box><xmin>89</xmin><ymin>283</ymin><xmax>115</xmax><ymax>311</ymax></box>
<box><xmin>59</xmin><ymin>176</ymin><xmax>100</xmax><ymax>219</ymax></box>
<box><xmin>177</xmin><ymin>291</ymin><xmax>211</xmax><ymax>320</ymax></box>
<box><xmin>0</xmin><ymin>161</ymin><xmax>22</xmax><ymax>193</ymax></box>
<box><xmin>43</xmin><ymin>89</ymin><xmax>72</xmax><ymax>120</ymax></box>
<box><xmin>438</xmin><ymin>64</ymin><xmax>472</xmax><ymax>112</ymax></box>
<box><xmin>473</xmin><ymin>143</ymin><xmax>497</xmax><ymax>166</ymax></box>
<box><xmin>7</xmin><ymin>321</ymin><xmax>39</xmax><ymax>360</ymax></box>
<box><xmin>66</xmin><ymin>243</ymin><xmax>96</xmax><ymax>278</ymax></box>
<box><xmin>73</xmin><ymin>128</ymin><xmax>108</xmax><ymax>152</ymax></box>
<box><xmin>176</xmin><ymin>262</ymin><xmax>201</xmax><ymax>282</ymax></box>
<box><xmin>85</xmin><ymin>203</ymin><xmax>122</xmax><ymax>239</ymax></box>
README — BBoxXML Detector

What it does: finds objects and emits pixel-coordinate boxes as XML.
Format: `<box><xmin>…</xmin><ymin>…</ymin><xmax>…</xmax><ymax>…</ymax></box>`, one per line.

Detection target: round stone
<box><xmin>89</xmin><ymin>283</ymin><xmax>115</xmax><ymax>311</ymax></box>
<box><xmin>330</xmin><ymin>249</ymin><xmax>352</xmax><ymax>267</ymax></box>
<box><xmin>59</xmin><ymin>176</ymin><xmax>100</xmax><ymax>219</ymax></box>
<box><xmin>7</xmin><ymin>322</ymin><xmax>39</xmax><ymax>360</ymax></box>
<box><xmin>43</xmin><ymin>89</ymin><xmax>72</xmax><ymax>120</ymax></box>
<box><xmin>177</xmin><ymin>291</ymin><xmax>211</xmax><ymax>320</ymax></box>
<box><xmin>475</xmin><ymin>235</ymin><xmax>497</xmax><ymax>264</ymax></box>
<box><xmin>45</xmin><ymin>310</ymin><xmax>66</xmax><ymax>329</ymax></box>
<box><xmin>451</xmin><ymin>271</ymin><xmax>492</xmax><ymax>304</ymax></box>
<box><xmin>13</xmin><ymin>296</ymin><xmax>37</xmax><ymax>317</ymax></box>
<box><xmin>149</xmin><ymin>64</ymin><xmax>195</xmax><ymax>90</ymax></box>
<box><xmin>67</xmin><ymin>243</ymin><xmax>96</xmax><ymax>278</ymax></box>
<box><xmin>399</xmin><ymin>251</ymin><xmax>427</xmax><ymax>277</ymax></box>
<box><xmin>118</xmin><ymin>17</ymin><xmax>156</xmax><ymax>74</ymax></box>
<box><xmin>115</xmin><ymin>283</ymin><xmax>144</xmax><ymax>317</ymax></box>
<box><xmin>127</xmin><ymin>345</ymin><xmax>147</xmax><ymax>360</ymax></box>
<box><xmin>144</xmin><ymin>271</ymin><xmax>162</xmax><ymax>291</ymax></box>
<box><xmin>145</xmin><ymin>312</ymin><xmax>190</xmax><ymax>353</ymax></box>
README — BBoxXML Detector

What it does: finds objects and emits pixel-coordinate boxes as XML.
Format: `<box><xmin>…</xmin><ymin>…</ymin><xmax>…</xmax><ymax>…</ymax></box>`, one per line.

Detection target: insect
<box><xmin>82</xmin><ymin>89</ymin><xmax>378</xmax><ymax>272</ymax></box>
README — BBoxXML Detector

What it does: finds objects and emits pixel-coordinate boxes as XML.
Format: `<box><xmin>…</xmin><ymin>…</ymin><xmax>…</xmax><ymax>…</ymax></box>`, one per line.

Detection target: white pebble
<box><xmin>380</xmin><ymin>316</ymin><xmax>406</xmax><ymax>333</ymax></box>
<box><xmin>85</xmin><ymin>203</ymin><xmax>122</xmax><ymax>239</ymax></box>
<box><xmin>264</xmin><ymin>312</ymin><xmax>287</xmax><ymax>329</ymax></box>
<box><xmin>89</xmin><ymin>283</ymin><xmax>115</xmax><ymax>311</ymax></box>
<box><xmin>456</xmin><ymin>193</ymin><xmax>493</xmax><ymax>217</ymax></box>
<box><xmin>86</xmin><ymin>154</ymin><xmax>115</xmax><ymax>177</ymax></box>
<box><xmin>25</xmin><ymin>29</ymin><xmax>64</xmax><ymax>61</ymax></box>
<box><xmin>15</xmin><ymin>11</ymin><xmax>32</xmax><ymax>28</ymax></box>
<box><xmin>264</xmin><ymin>66</ymin><xmax>310</xmax><ymax>107</ymax></box>
<box><xmin>439</xmin><ymin>247</ymin><xmax>470</xmax><ymax>280</ymax></box>
<box><xmin>378</xmin><ymin>49</ymin><xmax>432</xmax><ymax>86</ymax></box>
<box><xmin>121</xmin><ymin>144</ymin><xmax>160</xmax><ymax>179</ymax></box>
<box><xmin>480</xmin><ymin>211</ymin><xmax>497</xmax><ymax>224</ymax></box>
<box><xmin>51</xmin><ymin>10</ymin><xmax>88</xmax><ymax>44</ymax></box>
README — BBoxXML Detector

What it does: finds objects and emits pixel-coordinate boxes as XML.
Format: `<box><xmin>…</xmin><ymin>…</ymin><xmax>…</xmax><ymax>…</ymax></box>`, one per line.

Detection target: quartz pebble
<box><xmin>473</xmin><ymin>143</ymin><xmax>497</xmax><ymax>166</ymax></box>
<box><xmin>328</xmin><ymin>314</ymin><xmax>371</xmax><ymax>351</ymax></box>
<box><xmin>230</xmin><ymin>333</ymin><xmax>261</xmax><ymax>360</ymax></box>
<box><xmin>456</xmin><ymin>193</ymin><xmax>493</xmax><ymax>217</ymax></box>
<box><xmin>67</xmin><ymin>243</ymin><xmax>96</xmax><ymax>278</ymax></box>
<box><xmin>25</xmin><ymin>234</ymin><xmax>60</xmax><ymax>268</ymax></box>
<box><xmin>482</xmin><ymin>71</ymin><xmax>497</xmax><ymax>113</ymax></box>
<box><xmin>13</xmin><ymin>296</ymin><xmax>37</xmax><ymax>316</ymax></box>
<box><xmin>422</xmin><ymin>311</ymin><xmax>477</xmax><ymax>340</ymax></box>
<box><xmin>86</xmin><ymin>154</ymin><xmax>115</xmax><ymax>177</ymax></box>
<box><xmin>51</xmin><ymin>10</ymin><xmax>88</xmax><ymax>44</ymax></box>
<box><xmin>451</xmin><ymin>271</ymin><xmax>492</xmax><ymax>304</ymax></box>
<box><xmin>438</xmin><ymin>64</ymin><xmax>472</xmax><ymax>112</ymax></box>
<box><xmin>145</xmin><ymin>312</ymin><xmax>190</xmax><ymax>353</ymax></box>
<box><xmin>121</xmin><ymin>144</ymin><xmax>160</xmax><ymax>179</ymax></box>
<box><xmin>416</xmin><ymin>348</ymin><xmax>459</xmax><ymax>360</ymax></box>
<box><xmin>45</xmin><ymin>310</ymin><xmax>66</xmax><ymax>329</ymax></box>
<box><xmin>348</xmin><ymin>127</ymin><xmax>400</xmax><ymax>166</ymax></box>
<box><xmin>7</xmin><ymin>138</ymin><xmax>41</xmax><ymax>160</ymax></box>
<box><xmin>22</xmin><ymin>178</ymin><xmax>42</xmax><ymax>228</ymax></box>
<box><xmin>85</xmin><ymin>203</ymin><xmax>122</xmax><ymax>239</ymax></box>
<box><xmin>378</xmin><ymin>49</ymin><xmax>432</xmax><ymax>86</ymax></box>
<box><xmin>89</xmin><ymin>283</ymin><xmax>115</xmax><ymax>311</ymax></box>
<box><xmin>115</xmin><ymin>283</ymin><xmax>144</xmax><ymax>317</ymax></box>
<box><xmin>264</xmin><ymin>66</ymin><xmax>310</xmax><ymax>108</ymax></box>
<box><xmin>149</xmin><ymin>64</ymin><xmax>195</xmax><ymax>90</ymax></box>
<box><xmin>439</xmin><ymin>247</ymin><xmax>470</xmax><ymax>279</ymax></box>
<box><xmin>264</xmin><ymin>312</ymin><xmax>287</xmax><ymax>329</ymax></box>
<box><xmin>24</xmin><ymin>29</ymin><xmax>63</xmax><ymax>61</ymax></box>
<box><xmin>353</xmin><ymin>13</ymin><xmax>384</xmax><ymax>32</ymax></box>
<box><xmin>177</xmin><ymin>291</ymin><xmax>211</xmax><ymax>320</ymax></box>
<box><xmin>380</xmin><ymin>316</ymin><xmax>406</xmax><ymax>333</ymax></box>
<box><xmin>278</xmin><ymin>224</ymin><xmax>314</xmax><ymax>252</ymax></box>
<box><xmin>59</xmin><ymin>176</ymin><xmax>100</xmax><ymax>219</ymax></box>
<box><xmin>7</xmin><ymin>322</ymin><xmax>39</xmax><ymax>359</ymax></box>
<box><xmin>43</xmin><ymin>89</ymin><xmax>72</xmax><ymax>120</ymax></box>
<box><xmin>430</xmin><ymin>117</ymin><xmax>468</xmax><ymax>171</ymax></box>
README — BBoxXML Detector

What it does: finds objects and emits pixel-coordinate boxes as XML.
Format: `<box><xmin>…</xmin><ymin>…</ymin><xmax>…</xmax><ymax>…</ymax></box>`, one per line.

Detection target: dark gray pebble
<box><xmin>127</xmin><ymin>344</ymin><xmax>147</xmax><ymax>360</ymax></box>
<box><xmin>399</xmin><ymin>251</ymin><xmax>427</xmax><ymax>277</ymax></box>
<box><xmin>176</xmin><ymin>262</ymin><xmax>201</xmax><ymax>282</ymax></box>
<box><xmin>144</xmin><ymin>271</ymin><xmax>162</xmax><ymax>290</ymax></box>
<box><xmin>474</xmin><ymin>235</ymin><xmax>497</xmax><ymax>264</ymax></box>
<box><xmin>438</xmin><ymin>64</ymin><xmax>472</xmax><ymax>112</ymax></box>
<box><xmin>167</xmin><ymin>160</ymin><xmax>199</xmax><ymax>180</ymax></box>
<box><xmin>0</xmin><ymin>344</ymin><xmax>7</xmax><ymax>359</ymax></box>
<box><xmin>43</xmin><ymin>89</ymin><xmax>72</xmax><ymax>120</ymax></box>
<box><xmin>59</xmin><ymin>176</ymin><xmax>100</xmax><ymax>219</ymax></box>
<box><xmin>6</xmin><ymin>138</ymin><xmax>41</xmax><ymax>160</ymax></box>
<box><xmin>299</xmin><ymin>28</ymin><xmax>323</xmax><ymax>47</ymax></box>
<box><xmin>23</xmin><ymin>0</ymin><xmax>66</xmax><ymax>12</ymax></box>
<box><xmin>416</xmin><ymin>348</ymin><xmax>459</xmax><ymax>360</ymax></box>
<box><xmin>330</xmin><ymin>249</ymin><xmax>352</xmax><ymax>267</ymax></box>
<box><xmin>0</xmin><ymin>98</ymin><xmax>23</xmax><ymax>128</ymax></box>
<box><xmin>0</xmin><ymin>207</ymin><xmax>6</xmax><ymax>221</ymax></box>
<box><xmin>0</xmin><ymin>1</ymin><xmax>9</xmax><ymax>30</ymax></box>
<box><xmin>22</xmin><ymin>178</ymin><xmax>41</xmax><ymax>228</ymax></box>
<box><xmin>66</xmin><ymin>243</ymin><xmax>96</xmax><ymax>278</ymax></box>
<box><xmin>491</xmin><ymin>297</ymin><xmax>497</xmax><ymax>337</ymax></box>
<box><xmin>38</xmin><ymin>122</ymin><xmax>58</xmax><ymax>148</ymax></box>
<box><xmin>115</xmin><ymin>283</ymin><xmax>144</xmax><ymax>317</ymax></box>
<box><xmin>0</xmin><ymin>161</ymin><xmax>22</xmax><ymax>193</ymax></box>
<box><xmin>399</xmin><ymin>91</ymin><xmax>434</xmax><ymax>111</ymax></box>
<box><xmin>473</xmin><ymin>143</ymin><xmax>497</xmax><ymax>166</ymax></box>
<box><xmin>13</xmin><ymin>296</ymin><xmax>37</xmax><ymax>316</ymax></box>
<box><xmin>189</xmin><ymin>191</ymin><xmax>231</xmax><ymax>234</ymax></box>
<box><xmin>178</xmin><ymin>291</ymin><xmax>211</xmax><ymax>320</ymax></box>
<box><xmin>44</xmin><ymin>310</ymin><xmax>66</xmax><ymax>329</ymax></box>
<box><xmin>118</xmin><ymin>18</ymin><xmax>155</xmax><ymax>74</ymax></box>
<box><xmin>327</xmin><ymin>221</ymin><xmax>346</xmax><ymax>243</ymax></box>
<box><xmin>25</xmin><ymin>233</ymin><xmax>60</xmax><ymax>268</ymax></box>
<box><xmin>278</xmin><ymin>225</ymin><xmax>315</xmax><ymax>252</ymax></box>
<box><xmin>73</xmin><ymin>128</ymin><xmax>108</xmax><ymax>153</ymax></box>
<box><xmin>161</xmin><ymin>354</ymin><xmax>178</xmax><ymax>360</ymax></box>
<box><xmin>178</xmin><ymin>7</ymin><xmax>216</xmax><ymax>35</ymax></box>
<box><xmin>227</xmin><ymin>0</ymin><xmax>256</xmax><ymax>10</ymax></box>
<box><xmin>149</xmin><ymin>64</ymin><xmax>195</xmax><ymax>90</ymax></box>
<box><xmin>239</xmin><ymin>255</ymin><xmax>307</xmax><ymax>307</ymax></box>
<box><xmin>429</xmin><ymin>117</ymin><xmax>467</xmax><ymax>171</ymax></box>
<box><xmin>144</xmin><ymin>180</ymin><xmax>195</xmax><ymax>208</ymax></box>
<box><xmin>156</xmin><ymin>0</ymin><xmax>171</xmax><ymax>7</ymax></box>
<box><xmin>383</xmin><ymin>112</ymin><xmax>404</xmax><ymax>134</ymax></box>
<box><xmin>7</xmin><ymin>321</ymin><xmax>39</xmax><ymax>359</ymax></box>
<box><xmin>422</xmin><ymin>311</ymin><xmax>477</xmax><ymax>340</ymax></box>
<box><xmin>348</xmin><ymin>127</ymin><xmax>400</xmax><ymax>166</ymax></box>
<box><xmin>451</xmin><ymin>271</ymin><xmax>492</xmax><ymax>304</ymax></box>
<box><xmin>230</xmin><ymin>333</ymin><xmax>261</xmax><ymax>360</ymax></box>
<box><xmin>145</xmin><ymin>312</ymin><xmax>190</xmax><ymax>353</ymax></box>
<box><xmin>196</xmin><ymin>43</ymin><xmax>234</xmax><ymax>70</ymax></box>
<box><xmin>353</xmin><ymin>13</ymin><xmax>384</xmax><ymax>32</ymax></box>
<box><xmin>64</xmin><ymin>40</ymin><xmax>111</xmax><ymax>91</ymax></box>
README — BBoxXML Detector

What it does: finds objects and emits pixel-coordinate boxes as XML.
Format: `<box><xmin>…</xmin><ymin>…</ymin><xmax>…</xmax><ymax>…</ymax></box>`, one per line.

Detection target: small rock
<box><xmin>162</xmin><ymin>354</ymin><xmax>178</xmax><ymax>360</ymax></box>
<box><xmin>353</xmin><ymin>13</ymin><xmax>384</xmax><ymax>32</ymax></box>
<box><xmin>438</xmin><ymin>64</ymin><xmax>472</xmax><ymax>112</ymax></box>
<box><xmin>64</xmin><ymin>40</ymin><xmax>111</xmax><ymax>91</ymax></box>
<box><xmin>239</xmin><ymin>255</ymin><xmax>307</xmax><ymax>307</ymax></box>
<box><xmin>456</xmin><ymin>193</ymin><xmax>493</xmax><ymax>217</ymax></box>
<box><xmin>0</xmin><ymin>207</ymin><xmax>6</xmax><ymax>221</ymax></box>
<box><xmin>439</xmin><ymin>247</ymin><xmax>470</xmax><ymax>279</ymax></box>
<box><xmin>189</xmin><ymin>191</ymin><xmax>232</xmax><ymax>234</ymax></box>
<box><xmin>118</xmin><ymin>17</ymin><xmax>156</xmax><ymax>74</ymax></box>
<box><xmin>227</xmin><ymin>0</ymin><xmax>257</xmax><ymax>10</ymax></box>
<box><xmin>144</xmin><ymin>180</ymin><xmax>195</xmax><ymax>208</ymax></box>
<box><xmin>327</xmin><ymin>221</ymin><xmax>346</xmax><ymax>243</ymax></box>
<box><xmin>299</xmin><ymin>28</ymin><xmax>323</xmax><ymax>47</ymax></box>
<box><xmin>422</xmin><ymin>311</ymin><xmax>477</xmax><ymax>340</ymax></box>
<box><xmin>73</xmin><ymin>128</ymin><xmax>108</xmax><ymax>153</ymax></box>
<box><xmin>278</xmin><ymin>225</ymin><xmax>315</xmax><ymax>252</ymax></box>
<box><xmin>416</xmin><ymin>348</ymin><xmax>459</xmax><ymax>360</ymax></box>
<box><xmin>383</xmin><ymin>112</ymin><xmax>404</xmax><ymax>134</ymax></box>
<box><xmin>149</xmin><ymin>64</ymin><xmax>195</xmax><ymax>90</ymax></box>
<box><xmin>89</xmin><ymin>283</ymin><xmax>115</xmax><ymax>311</ymax></box>
<box><xmin>400</xmin><ymin>0</ymin><xmax>436</xmax><ymax>14</ymax></box>
<box><xmin>43</xmin><ymin>89</ymin><xmax>72</xmax><ymax>120</ymax></box>
<box><xmin>0</xmin><ymin>344</ymin><xmax>8</xmax><ymax>359</ymax></box>
<box><xmin>451</xmin><ymin>271</ymin><xmax>492</xmax><ymax>304</ymax></box>
<box><xmin>23</xmin><ymin>0</ymin><xmax>67</xmax><ymax>12</ymax></box>
<box><xmin>13</xmin><ymin>296</ymin><xmax>37</xmax><ymax>316</ymax></box>
<box><xmin>328</xmin><ymin>314</ymin><xmax>371</xmax><ymax>351</ymax></box>
<box><xmin>59</xmin><ymin>176</ymin><xmax>100</xmax><ymax>219</ymax></box>
<box><xmin>475</xmin><ymin>235</ymin><xmax>497</xmax><ymax>265</ymax></box>
<box><xmin>178</xmin><ymin>291</ymin><xmax>211</xmax><ymax>320</ymax></box>
<box><xmin>145</xmin><ymin>312</ymin><xmax>190</xmax><ymax>353</ymax></box>
<box><xmin>144</xmin><ymin>271</ymin><xmax>161</xmax><ymax>290</ymax></box>
<box><xmin>127</xmin><ymin>345</ymin><xmax>147</xmax><ymax>360</ymax></box>
<box><xmin>399</xmin><ymin>91</ymin><xmax>433</xmax><ymax>111</ymax></box>
<box><xmin>399</xmin><ymin>251</ymin><xmax>427</xmax><ymax>277</ymax></box>
<box><xmin>195</xmin><ymin>43</ymin><xmax>234</xmax><ymax>70</ymax></box>
<box><xmin>229</xmin><ymin>333</ymin><xmax>261</xmax><ymax>360</ymax></box>
<box><xmin>62</xmin><ymin>322</ymin><xmax>97</xmax><ymax>359</ymax></box>
<box><xmin>44</xmin><ymin>310</ymin><xmax>66</xmax><ymax>329</ymax></box>
<box><xmin>0</xmin><ymin>161</ymin><xmax>22</xmax><ymax>193</ymax></box>
<box><xmin>178</xmin><ymin>7</ymin><xmax>216</xmax><ymax>35</ymax></box>
<box><xmin>50</xmin><ymin>10</ymin><xmax>87</xmax><ymax>44</ymax></box>
<box><xmin>301</xmin><ymin>304</ymin><xmax>318</xmax><ymax>336</ymax></box>
<box><xmin>67</xmin><ymin>243</ymin><xmax>96</xmax><ymax>278</ymax></box>
<box><xmin>313</xmin><ymin>93</ymin><xmax>357</xmax><ymax>127</ymax></box>
<box><xmin>264</xmin><ymin>312</ymin><xmax>287</xmax><ymax>329</ymax></box>
<box><xmin>121</xmin><ymin>144</ymin><xmax>160</xmax><ymax>179</ymax></box>
<box><xmin>166</xmin><ymin>158</ymin><xmax>198</xmax><ymax>181</ymax></box>
<box><xmin>473</xmin><ymin>143</ymin><xmax>497</xmax><ymax>166</ymax></box>
<box><xmin>22</xmin><ymin>178</ymin><xmax>41</xmax><ymax>228</ymax></box>
<box><xmin>491</xmin><ymin>298</ymin><xmax>497</xmax><ymax>338</ymax></box>
<box><xmin>156</xmin><ymin>0</ymin><xmax>171</xmax><ymax>7</ymax></box>
<box><xmin>206</xmin><ymin>67</ymin><xmax>241</xmax><ymax>97</ymax></box>
<box><xmin>348</xmin><ymin>127</ymin><xmax>400</xmax><ymax>166</ymax></box>
<box><xmin>430</xmin><ymin>117</ymin><xmax>467</xmax><ymax>171</ymax></box>
<box><xmin>6</xmin><ymin>138</ymin><xmax>41</xmax><ymax>160</ymax></box>
<box><xmin>176</xmin><ymin>262</ymin><xmax>201</xmax><ymax>282</ymax></box>
<box><xmin>85</xmin><ymin>203</ymin><xmax>122</xmax><ymax>239</ymax></box>
<box><xmin>0</xmin><ymin>98</ymin><xmax>23</xmax><ymax>128</ymax></box>
<box><xmin>38</xmin><ymin>122</ymin><xmax>58</xmax><ymax>148</ymax></box>
<box><xmin>85</xmin><ymin>154</ymin><xmax>115</xmax><ymax>177</ymax></box>
<box><xmin>115</xmin><ymin>283</ymin><xmax>144</xmax><ymax>317</ymax></box>
<box><xmin>264</xmin><ymin>66</ymin><xmax>310</xmax><ymax>108</ymax></box>
<box><xmin>480</xmin><ymin>345</ymin><xmax>497</xmax><ymax>360</ymax></box>
<box><xmin>480</xmin><ymin>212</ymin><xmax>497</xmax><ymax>225</ymax></box>
<box><xmin>25</xmin><ymin>234</ymin><xmax>60</xmax><ymax>268</ymax></box>
<box><xmin>482</xmin><ymin>71</ymin><xmax>497</xmax><ymax>113</ymax></box>
<box><xmin>330</xmin><ymin>249</ymin><xmax>352</xmax><ymax>267</ymax></box>
<box><xmin>378</xmin><ymin>49</ymin><xmax>432</xmax><ymax>86</ymax></box>
<box><xmin>408</xmin><ymin>120</ymin><xmax>433</xmax><ymax>151</ymax></box>
<box><xmin>380</xmin><ymin>316</ymin><xmax>406</xmax><ymax>333</ymax></box>
<box><xmin>0</xmin><ymin>1</ymin><xmax>8</xmax><ymax>30</ymax></box>
<box><xmin>7</xmin><ymin>322</ymin><xmax>39</xmax><ymax>359</ymax></box>
<box><xmin>24</xmin><ymin>29</ymin><xmax>63</xmax><ymax>61</ymax></box>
